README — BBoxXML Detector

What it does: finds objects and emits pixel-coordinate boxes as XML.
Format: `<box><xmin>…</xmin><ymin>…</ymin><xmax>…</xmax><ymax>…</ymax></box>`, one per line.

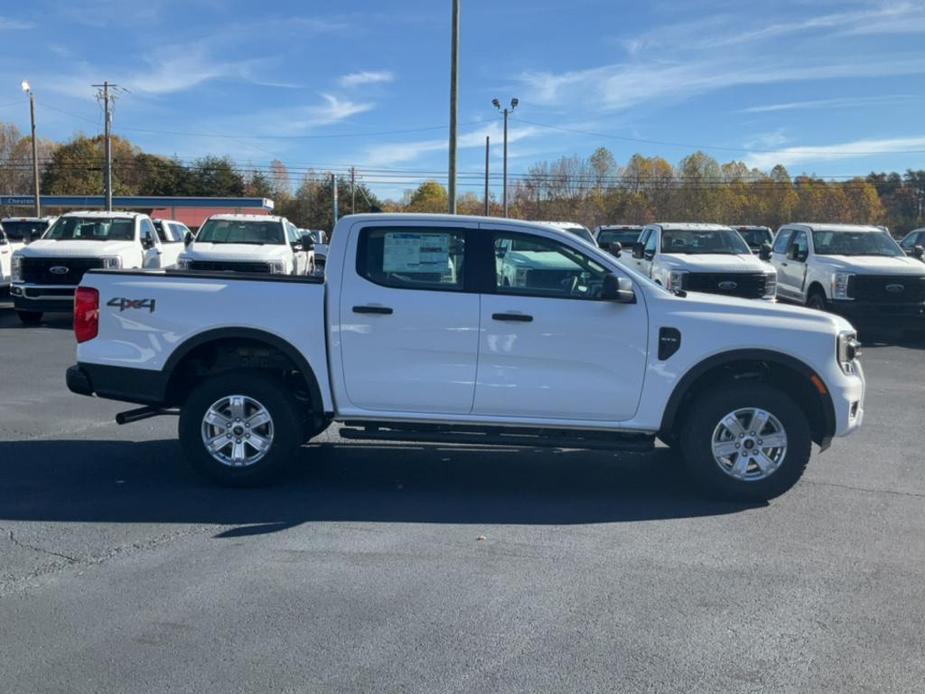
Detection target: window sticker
<box><xmin>383</xmin><ymin>233</ymin><xmax>450</xmax><ymax>272</ymax></box>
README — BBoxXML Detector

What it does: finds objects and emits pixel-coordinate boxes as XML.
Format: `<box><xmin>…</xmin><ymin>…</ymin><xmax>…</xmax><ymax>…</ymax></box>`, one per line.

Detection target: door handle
<box><xmin>492</xmin><ymin>312</ymin><xmax>533</xmax><ymax>322</ymax></box>
<box><xmin>353</xmin><ymin>305</ymin><xmax>393</xmax><ymax>315</ymax></box>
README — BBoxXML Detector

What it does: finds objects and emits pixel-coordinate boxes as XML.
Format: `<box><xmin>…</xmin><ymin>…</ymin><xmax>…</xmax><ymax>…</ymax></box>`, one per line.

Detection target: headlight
<box><xmin>11</xmin><ymin>255</ymin><xmax>22</xmax><ymax>283</ymax></box>
<box><xmin>101</xmin><ymin>256</ymin><xmax>122</xmax><ymax>269</ymax></box>
<box><xmin>763</xmin><ymin>271</ymin><xmax>777</xmax><ymax>298</ymax></box>
<box><xmin>667</xmin><ymin>270</ymin><xmax>688</xmax><ymax>291</ymax></box>
<box><xmin>832</xmin><ymin>272</ymin><xmax>853</xmax><ymax>300</ymax></box>
<box><xmin>266</xmin><ymin>260</ymin><xmax>286</xmax><ymax>274</ymax></box>
<box><xmin>837</xmin><ymin>330</ymin><xmax>862</xmax><ymax>374</ymax></box>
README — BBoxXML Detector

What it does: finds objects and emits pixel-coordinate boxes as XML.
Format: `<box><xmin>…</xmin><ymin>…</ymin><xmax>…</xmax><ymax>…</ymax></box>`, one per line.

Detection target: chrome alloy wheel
<box><xmin>201</xmin><ymin>395</ymin><xmax>275</xmax><ymax>467</ymax></box>
<box><xmin>710</xmin><ymin>408</ymin><xmax>788</xmax><ymax>481</ymax></box>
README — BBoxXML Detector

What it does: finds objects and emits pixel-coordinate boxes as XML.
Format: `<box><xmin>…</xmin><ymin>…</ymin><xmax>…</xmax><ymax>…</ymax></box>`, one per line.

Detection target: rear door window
<box><xmin>357</xmin><ymin>227</ymin><xmax>466</xmax><ymax>291</ymax></box>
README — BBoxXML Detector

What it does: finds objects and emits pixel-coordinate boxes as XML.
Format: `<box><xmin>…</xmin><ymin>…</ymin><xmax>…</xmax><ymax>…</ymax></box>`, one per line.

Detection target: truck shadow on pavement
<box><xmin>0</xmin><ymin>438</ymin><xmax>760</xmax><ymax>533</ymax></box>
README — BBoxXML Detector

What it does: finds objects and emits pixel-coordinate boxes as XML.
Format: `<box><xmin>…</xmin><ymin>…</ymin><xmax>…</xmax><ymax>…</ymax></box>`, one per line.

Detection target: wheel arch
<box><xmin>659</xmin><ymin>349</ymin><xmax>836</xmax><ymax>448</ymax></box>
<box><xmin>162</xmin><ymin>327</ymin><xmax>324</xmax><ymax>413</ymax></box>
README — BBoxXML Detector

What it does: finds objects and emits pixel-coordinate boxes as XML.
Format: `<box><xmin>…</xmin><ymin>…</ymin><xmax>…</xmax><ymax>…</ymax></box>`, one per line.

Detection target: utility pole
<box><xmin>93</xmin><ymin>81</ymin><xmax>116</xmax><ymax>211</ymax></box>
<box><xmin>20</xmin><ymin>81</ymin><xmax>40</xmax><ymax>217</ymax></box>
<box><xmin>492</xmin><ymin>97</ymin><xmax>517</xmax><ymax>217</ymax></box>
<box><xmin>351</xmin><ymin>167</ymin><xmax>357</xmax><ymax>214</ymax></box>
<box><xmin>331</xmin><ymin>173</ymin><xmax>338</xmax><ymax>224</ymax></box>
<box><xmin>484</xmin><ymin>136</ymin><xmax>490</xmax><ymax>216</ymax></box>
<box><xmin>447</xmin><ymin>0</ymin><xmax>460</xmax><ymax>214</ymax></box>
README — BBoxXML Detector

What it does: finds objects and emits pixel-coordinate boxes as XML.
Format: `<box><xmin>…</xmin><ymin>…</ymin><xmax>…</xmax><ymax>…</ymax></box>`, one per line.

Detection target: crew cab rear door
<box><xmin>336</xmin><ymin>219</ymin><xmax>480</xmax><ymax>414</ymax></box>
<box><xmin>472</xmin><ymin>223</ymin><xmax>648</xmax><ymax>422</ymax></box>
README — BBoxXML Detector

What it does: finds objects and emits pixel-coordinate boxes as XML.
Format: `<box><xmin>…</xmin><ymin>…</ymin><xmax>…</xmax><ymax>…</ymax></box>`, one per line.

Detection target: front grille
<box><xmin>848</xmin><ymin>275</ymin><xmax>925</xmax><ymax>303</ymax></box>
<box><xmin>21</xmin><ymin>257</ymin><xmax>103</xmax><ymax>285</ymax></box>
<box><xmin>684</xmin><ymin>272</ymin><xmax>768</xmax><ymax>299</ymax></box>
<box><xmin>187</xmin><ymin>260</ymin><xmax>272</xmax><ymax>273</ymax></box>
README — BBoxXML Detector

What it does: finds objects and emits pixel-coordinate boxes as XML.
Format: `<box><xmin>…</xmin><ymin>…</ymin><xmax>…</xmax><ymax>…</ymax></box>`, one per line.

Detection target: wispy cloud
<box><xmin>742</xmin><ymin>94</ymin><xmax>918</xmax><ymax>113</ymax></box>
<box><xmin>339</xmin><ymin>71</ymin><xmax>395</xmax><ymax>88</ymax></box>
<box><xmin>519</xmin><ymin>57</ymin><xmax>925</xmax><ymax>112</ymax></box>
<box><xmin>361</xmin><ymin>123</ymin><xmax>541</xmax><ymax>167</ymax></box>
<box><xmin>745</xmin><ymin>135</ymin><xmax>925</xmax><ymax>169</ymax></box>
<box><xmin>0</xmin><ymin>16</ymin><xmax>34</xmax><ymax>30</ymax></box>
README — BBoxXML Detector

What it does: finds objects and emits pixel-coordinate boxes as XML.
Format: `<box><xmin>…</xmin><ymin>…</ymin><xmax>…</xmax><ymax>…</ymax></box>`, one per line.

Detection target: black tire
<box><xmin>806</xmin><ymin>291</ymin><xmax>827</xmax><ymax>312</ymax></box>
<box><xmin>16</xmin><ymin>310</ymin><xmax>43</xmax><ymax>324</ymax></box>
<box><xmin>680</xmin><ymin>383</ymin><xmax>812</xmax><ymax>501</ymax></box>
<box><xmin>179</xmin><ymin>370</ymin><xmax>306</xmax><ymax>486</ymax></box>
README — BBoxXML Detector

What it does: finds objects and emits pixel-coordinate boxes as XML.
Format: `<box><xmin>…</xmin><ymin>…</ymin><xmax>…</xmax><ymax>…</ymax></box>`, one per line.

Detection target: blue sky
<box><xmin>2</xmin><ymin>0</ymin><xmax>925</xmax><ymax>199</ymax></box>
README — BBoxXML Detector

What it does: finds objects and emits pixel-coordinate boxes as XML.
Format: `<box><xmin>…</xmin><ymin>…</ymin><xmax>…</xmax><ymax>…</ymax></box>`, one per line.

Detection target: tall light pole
<box><xmin>492</xmin><ymin>97</ymin><xmax>517</xmax><ymax>217</ymax></box>
<box><xmin>448</xmin><ymin>0</ymin><xmax>460</xmax><ymax>214</ymax></box>
<box><xmin>20</xmin><ymin>81</ymin><xmax>40</xmax><ymax>218</ymax></box>
<box><xmin>93</xmin><ymin>81</ymin><xmax>116</xmax><ymax>211</ymax></box>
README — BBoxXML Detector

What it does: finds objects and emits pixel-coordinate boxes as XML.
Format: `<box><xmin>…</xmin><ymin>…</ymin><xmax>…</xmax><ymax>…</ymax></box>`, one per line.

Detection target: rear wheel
<box><xmin>680</xmin><ymin>383</ymin><xmax>811</xmax><ymax>501</ymax></box>
<box><xmin>16</xmin><ymin>310</ymin><xmax>43</xmax><ymax>324</ymax></box>
<box><xmin>179</xmin><ymin>371</ymin><xmax>305</xmax><ymax>486</ymax></box>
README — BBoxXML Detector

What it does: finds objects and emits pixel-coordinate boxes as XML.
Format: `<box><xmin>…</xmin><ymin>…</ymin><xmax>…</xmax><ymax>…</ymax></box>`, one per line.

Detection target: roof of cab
<box><xmin>205</xmin><ymin>213</ymin><xmax>285</xmax><ymax>223</ymax></box>
<box><xmin>57</xmin><ymin>210</ymin><xmax>141</xmax><ymax>219</ymax></box>
<box><xmin>786</xmin><ymin>223</ymin><xmax>886</xmax><ymax>233</ymax></box>
<box><xmin>647</xmin><ymin>222</ymin><xmax>734</xmax><ymax>231</ymax></box>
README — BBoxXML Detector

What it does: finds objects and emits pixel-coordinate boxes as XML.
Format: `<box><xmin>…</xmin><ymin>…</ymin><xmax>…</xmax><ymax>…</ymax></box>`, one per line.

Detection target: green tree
<box><xmin>406</xmin><ymin>180</ymin><xmax>448</xmax><ymax>213</ymax></box>
<box><xmin>133</xmin><ymin>154</ymin><xmax>192</xmax><ymax>196</ymax></box>
<box><xmin>187</xmin><ymin>156</ymin><xmax>245</xmax><ymax>196</ymax></box>
<box><xmin>42</xmin><ymin>134</ymin><xmax>139</xmax><ymax>196</ymax></box>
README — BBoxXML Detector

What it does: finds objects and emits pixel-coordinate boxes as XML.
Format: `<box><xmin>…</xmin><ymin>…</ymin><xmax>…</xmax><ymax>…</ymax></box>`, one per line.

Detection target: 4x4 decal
<box><xmin>107</xmin><ymin>297</ymin><xmax>156</xmax><ymax>313</ymax></box>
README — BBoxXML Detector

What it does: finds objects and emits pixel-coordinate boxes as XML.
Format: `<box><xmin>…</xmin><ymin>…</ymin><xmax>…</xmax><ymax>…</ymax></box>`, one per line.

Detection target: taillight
<box><xmin>74</xmin><ymin>287</ymin><xmax>99</xmax><ymax>343</ymax></box>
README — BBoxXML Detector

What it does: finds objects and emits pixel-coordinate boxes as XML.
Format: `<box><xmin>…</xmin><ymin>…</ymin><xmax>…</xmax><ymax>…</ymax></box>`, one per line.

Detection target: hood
<box><xmin>183</xmin><ymin>242</ymin><xmax>291</xmax><ymax>262</ymax></box>
<box><xmin>812</xmin><ymin>255</ymin><xmax>925</xmax><ymax>276</ymax></box>
<box><xmin>662</xmin><ymin>288</ymin><xmax>853</xmax><ymax>335</ymax></box>
<box><xmin>15</xmin><ymin>239</ymin><xmax>137</xmax><ymax>258</ymax></box>
<box><xmin>661</xmin><ymin>253</ymin><xmax>773</xmax><ymax>273</ymax></box>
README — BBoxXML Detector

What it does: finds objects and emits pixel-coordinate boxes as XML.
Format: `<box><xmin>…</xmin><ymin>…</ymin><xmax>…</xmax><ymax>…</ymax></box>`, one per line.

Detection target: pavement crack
<box><xmin>5</xmin><ymin>528</ymin><xmax>81</xmax><ymax>564</ymax></box>
<box><xmin>804</xmin><ymin>480</ymin><xmax>925</xmax><ymax>499</ymax></box>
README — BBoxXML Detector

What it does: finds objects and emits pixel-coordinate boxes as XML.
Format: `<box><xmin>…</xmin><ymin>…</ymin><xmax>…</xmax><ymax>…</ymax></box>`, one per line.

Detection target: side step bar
<box><xmin>339</xmin><ymin>422</ymin><xmax>655</xmax><ymax>452</ymax></box>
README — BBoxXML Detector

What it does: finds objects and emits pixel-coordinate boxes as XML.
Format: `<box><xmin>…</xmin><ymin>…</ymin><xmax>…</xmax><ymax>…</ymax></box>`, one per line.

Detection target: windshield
<box><xmin>598</xmin><ymin>229</ymin><xmax>642</xmax><ymax>247</ymax></box>
<box><xmin>2</xmin><ymin>220</ymin><xmax>50</xmax><ymax>241</ymax></box>
<box><xmin>661</xmin><ymin>229</ymin><xmax>752</xmax><ymax>255</ymax></box>
<box><xmin>737</xmin><ymin>228</ymin><xmax>773</xmax><ymax>248</ymax></box>
<box><xmin>812</xmin><ymin>230</ymin><xmax>905</xmax><ymax>257</ymax></box>
<box><xmin>196</xmin><ymin>219</ymin><xmax>285</xmax><ymax>245</ymax></box>
<box><xmin>45</xmin><ymin>217</ymin><xmax>135</xmax><ymax>241</ymax></box>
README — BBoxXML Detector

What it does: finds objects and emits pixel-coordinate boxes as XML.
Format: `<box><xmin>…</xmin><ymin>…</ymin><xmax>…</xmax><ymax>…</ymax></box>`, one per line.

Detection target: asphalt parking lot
<box><xmin>1</xmin><ymin>295</ymin><xmax>923</xmax><ymax>693</ymax></box>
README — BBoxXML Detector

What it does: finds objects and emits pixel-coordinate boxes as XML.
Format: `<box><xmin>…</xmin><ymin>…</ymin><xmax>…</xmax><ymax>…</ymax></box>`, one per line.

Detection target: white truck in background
<box><xmin>10</xmin><ymin>211</ymin><xmax>173</xmax><ymax>324</ymax></box>
<box><xmin>770</xmin><ymin>223</ymin><xmax>925</xmax><ymax>331</ymax></box>
<box><xmin>622</xmin><ymin>223</ymin><xmax>778</xmax><ymax>301</ymax></box>
<box><xmin>67</xmin><ymin>214</ymin><xmax>864</xmax><ymax>502</ymax></box>
<box><xmin>177</xmin><ymin>214</ymin><xmax>315</xmax><ymax>276</ymax></box>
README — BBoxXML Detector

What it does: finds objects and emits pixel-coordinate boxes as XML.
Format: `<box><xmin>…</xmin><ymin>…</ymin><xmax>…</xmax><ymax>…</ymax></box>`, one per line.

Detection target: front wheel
<box><xmin>806</xmin><ymin>292</ymin><xmax>827</xmax><ymax>312</ymax></box>
<box><xmin>179</xmin><ymin>371</ymin><xmax>306</xmax><ymax>486</ymax></box>
<box><xmin>680</xmin><ymin>383</ymin><xmax>812</xmax><ymax>501</ymax></box>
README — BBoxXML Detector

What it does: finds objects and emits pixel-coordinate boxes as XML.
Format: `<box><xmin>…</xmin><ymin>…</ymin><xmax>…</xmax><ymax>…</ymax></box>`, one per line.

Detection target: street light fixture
<box><xmin>492</xmin><ymin>97</ymin><xmax>518</xmax><ymax>217</ymax></box>
<box><xmin>21</xmin><ymin>80</ymin><xmax>41</xmax><ymax>217</ymax></box>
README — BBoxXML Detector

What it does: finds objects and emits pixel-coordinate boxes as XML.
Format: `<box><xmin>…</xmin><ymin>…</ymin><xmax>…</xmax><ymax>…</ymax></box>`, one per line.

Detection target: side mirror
<box><xmin>643</xmin><ymin>248</ymin><xmax>656</xmax><ymax>261</ymax></box>
<box><xmin>913</xmin><ymin>244</ymin><xmax>925</xmax><ymax>260</ymax></box>
<box><xmin>184</xmin><ymin>231</ymin><xmax>193</xmax><ymax>247</ymax></box>
<box><xmin>632</xmin><ymin>242</ymin><xmax>644</xmax><ymax>259</ymax></box>
<box><xmin>601</xmin><ymin>274</ymin><xmax>636</xmax><ymax>303</ymax></box>
<box><xmin>300</xmin><ymin>233</ymin><xmax>315</xmax><ymax>251</ymax></box>
<box><xmin>140</xmin><ymin>236</ymin><xmax>155</xmax><ymax>250</ymax></box>
<box><xmin>758</xmin><ymin>242</ymin><xmax>772</xmax><ymax>261</ymax></box>
<box><xmin>608</xmin><ymin>242</ymin><xmax>623</xmax><ymax>257</ymax></box>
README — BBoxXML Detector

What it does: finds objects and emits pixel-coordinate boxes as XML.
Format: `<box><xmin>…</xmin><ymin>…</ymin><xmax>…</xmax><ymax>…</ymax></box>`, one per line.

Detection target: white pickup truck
<box><xmin>622</xmin><ymin>223</ymin><xmax>778</xmax><ymax>300</ymax></box>
<box><xmin>11</xmin><ymin>211</ymin><xmax>178</xmax><ymax>324</ymax></box>
<box><xmin>177</xmin><ymin>214</ymin><xmax>315</xmax><ymax>276</ymax></box>
<box><xmin>770</xmin><ymin>223</ymin><xmax>925</xmax><ymax>331</ymax></box>
<box><xmin>67</xmin><ymin>214</ymin><xmax>865</xmax><ymax>501</ymax></box>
